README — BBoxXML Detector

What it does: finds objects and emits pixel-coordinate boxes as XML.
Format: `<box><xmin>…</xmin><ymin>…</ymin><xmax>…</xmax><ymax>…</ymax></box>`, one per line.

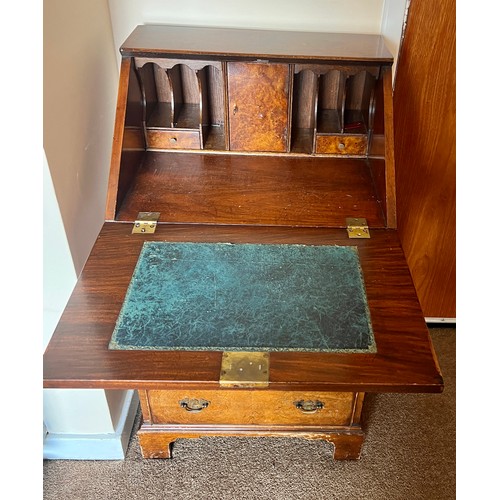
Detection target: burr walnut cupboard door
<box><xmin>227</xmin><ymin>62</ymin><xmax>290</xmax><ymax>152</ymax></box>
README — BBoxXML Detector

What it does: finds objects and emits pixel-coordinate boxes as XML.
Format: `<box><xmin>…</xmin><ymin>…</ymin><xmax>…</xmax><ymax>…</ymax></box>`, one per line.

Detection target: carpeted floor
<box><xmin>43</xmin><ymin>327</ymin><xmax>455</xmax><ymax>500</ymax></box>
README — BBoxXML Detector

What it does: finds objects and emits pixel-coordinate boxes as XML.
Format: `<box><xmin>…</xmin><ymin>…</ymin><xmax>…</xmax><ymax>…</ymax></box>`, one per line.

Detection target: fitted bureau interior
<box><xmin>133</xmin><ymin>58</ymin><xmax>378</xmax><ymax>153</ymax></box>
<box><xmin>109</xmin><ymin>47</ymin><xmax>393</xmax><ymax>228</ymax></box>
<box><xmin>135</xmin><ymin>58</ymin><xmax>226</xmax><ymax>150</ymax></box>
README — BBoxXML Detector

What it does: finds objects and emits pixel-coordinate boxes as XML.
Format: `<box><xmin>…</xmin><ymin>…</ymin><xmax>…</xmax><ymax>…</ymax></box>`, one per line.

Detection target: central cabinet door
<box><xmin>227</xmin><ymin>62</ymin><xmax>290</xmax><ymax>152</ymax></box>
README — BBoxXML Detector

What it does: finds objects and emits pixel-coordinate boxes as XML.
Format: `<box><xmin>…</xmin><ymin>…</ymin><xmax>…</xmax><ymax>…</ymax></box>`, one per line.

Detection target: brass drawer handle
<box><xmin>169</xmin><ymin>137</ymin><xmax>178</xmax><ymax>143</ymax></box>
<box><xmin>179</xmin><ymin>398</ymin><xmax>210</xmax><ymax>413</ymax></box>
<box><xmin>337</xmin><ymin>142</ymin><xmax>346</xmax><ymax>150</ymax></box>
<box><xmin>294</xmin><ymin>400</ymin><xmax>324</xmax><ymax>414</ymax></box>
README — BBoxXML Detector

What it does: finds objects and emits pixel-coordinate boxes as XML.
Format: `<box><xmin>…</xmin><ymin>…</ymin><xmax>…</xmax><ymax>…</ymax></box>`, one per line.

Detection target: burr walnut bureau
<box><xmin>43</xmin><ymin>25</ymin><xmax>443</xmax><ymax>461</ymax></box>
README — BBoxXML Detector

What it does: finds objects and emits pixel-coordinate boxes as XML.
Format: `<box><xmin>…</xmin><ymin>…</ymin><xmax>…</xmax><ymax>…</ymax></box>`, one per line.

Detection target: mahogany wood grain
<box><xmin>106</xmin><ymin>59</ymin><xmax>147</xmax><ymax>220</ymax></box>
<box><xmin>227</xmin><ymin>62</ymin><xmax>289</xmax><ymax>152</ymax></box>
<box><xmin>122</xmin><ymin>128</ymin><xmax>144</xmax><ymax>150</ymax></box>
<box><xmin>393</xmin><ymin>0</ymin><xmax>456</xmax><ymax>318</ymax></box>
<box><xmin>345</xmin><ymin>72</ymin><xmax>369</xmax><ymax>114</ymax></box>
<box><xmin>120</xmin><ymin>25</ymin><xmax>393</xmax><ymax>63</ymax></box>
<box><xmin>382</xmin><ymin>67</ymin><xmax>396</xmax><ymax>228</ymax></box>
<box><xmin>368</xmin><ymin>67</ymin><xmax>396</xmax><ymax>228</ymax></box>
<box><xmin>113</xmin><ymin>152</ymin><xmax>385</xmax><ymax>227</ymax></box>
<box><xmin>202</xmin><ymin>65</ymin><xmax>225</xmax><ymax>127</ymax></box>
<box><xmin>293</xmin><ymin>70</ymin><xmax>317</xmax><ymax>130</ymax></box>
<box><xmin>137</xmin><ymin>63</ymin><xmax>160</xmax><ymax>119</ymax></box>
<box><xmin>105</xmin><ymin>58</ymin><xmax>131</xmax><ymax>220</ymax></box>
<box><xmin>43</xmin><ymin>223</ymin><xmax>443</xmax><ymax>393</ymax></box>
<box><xmin>153</xmin><ymin>64</ymin><xmax>169</xmax><ymax>104</ymax></box>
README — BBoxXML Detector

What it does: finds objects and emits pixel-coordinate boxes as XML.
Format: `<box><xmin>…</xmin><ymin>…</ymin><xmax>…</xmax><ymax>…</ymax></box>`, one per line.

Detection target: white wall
<box><xmin>44</xmin><ymin>0</ymin><xmax>119</xmax><ymax>275</ymax></box>
<box><xmin>43</xmin><ymin>152</ymin><xmax>77</xmax><ymax>350</ymax></box>
<box><xmin>108</xmin><ymin>0</ymin><xmax>390</xmax><ymax>67</ymax></box>
<box><xmin>43</xmin><ymin>0</ymin><xmax>137</xmax><ymax>459</ymax></box>
<box><xmin>381</xmin><ymin>0</ymin><xmax>410</xmax><ymax>81</ymax></box>
<box><xmin>108</xmin><ymin>1</ymin><xmax>407</xmax><ymax>81</ymax></box>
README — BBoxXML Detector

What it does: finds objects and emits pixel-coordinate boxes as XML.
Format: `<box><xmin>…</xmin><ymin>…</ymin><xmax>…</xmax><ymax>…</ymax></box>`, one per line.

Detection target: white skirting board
<box><xmin>425</xmin><ymin>318</ymin><xmax>456</xmax><ymax>324</ymax></box>
<box><xmin>43</xmin><ymin>390</ymin><xmax>139</xmax><ymax>460</ymax></box>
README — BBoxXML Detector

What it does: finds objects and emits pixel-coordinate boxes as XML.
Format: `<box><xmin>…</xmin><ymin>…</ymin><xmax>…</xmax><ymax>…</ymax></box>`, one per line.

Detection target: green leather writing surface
<box><xmin>109</xmin><ymin>242</ymin><xmax>375</xmax><ymax>352</ymax></box>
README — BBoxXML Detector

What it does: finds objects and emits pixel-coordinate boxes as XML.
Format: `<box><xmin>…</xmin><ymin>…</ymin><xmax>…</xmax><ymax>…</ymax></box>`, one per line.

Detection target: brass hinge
<box><xmin>132</xmin><ymin>212</ymin><xmax>160</xmax><ymax>234</ymax></box>
<box><xmin>219</xmin><ymin>351</ymin><xmax>270</xmax><ymax>388</ymax></box>
<box><xmin>346</xmin><ymin>217</ymin><xmax>370</xmax><ymax>238</ymax></box>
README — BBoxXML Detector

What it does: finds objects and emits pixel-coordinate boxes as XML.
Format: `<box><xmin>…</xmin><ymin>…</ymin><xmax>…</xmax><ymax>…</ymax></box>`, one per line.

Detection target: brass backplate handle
<box><xmin>179</xmin><ymin>398</ymin><xmax>210</xmax><ymax>413</ymax></box>
<box><xmin>294</xmin><ymin>400</ymin><xmax>324</xmax><ymax>414</ymax></box>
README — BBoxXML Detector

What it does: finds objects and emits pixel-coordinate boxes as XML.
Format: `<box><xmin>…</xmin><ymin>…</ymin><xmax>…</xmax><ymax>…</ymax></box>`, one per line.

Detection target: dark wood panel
<box><xmin>120</xmin><ymin>25</ymin><xmax>393</xmax><ymax>63</ymax></box>
<box><xmin>114</xmin><ymin>152</ymin><xmax>385</xmax><ymax>227</ymax></box>
<box><xmin>293</xmin><ymin>70</ymin><xmax>317</xmax><ymax>130</ymax></box>
<box><xmin>393</xmin><ymin>0</ymin><xmax>456</xmax><ymax>317</ymax></box>
<box><xmin>105</xmin><ymin>58</ymin><xmax>146</xmax><ymax>220</ymax></box>
<box><xmin>43</xmin><ymin>223</ymin><xmax>443</xmax><ymax>393</ymax></box>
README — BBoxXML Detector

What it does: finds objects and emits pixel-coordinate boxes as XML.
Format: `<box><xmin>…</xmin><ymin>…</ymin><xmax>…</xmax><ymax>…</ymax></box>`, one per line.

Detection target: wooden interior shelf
<box><xmin>131</xmin><ymin>53</ymin><xmax>379</xmax><ymax>156</ymax></box>
<box><xmin>114</xmin><ymin>152</ymin><xmax>386</xmax><ymax>226</ymax></box>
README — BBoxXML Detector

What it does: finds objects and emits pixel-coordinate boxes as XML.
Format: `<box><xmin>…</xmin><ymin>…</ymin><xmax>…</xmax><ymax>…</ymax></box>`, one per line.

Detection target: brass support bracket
<box><xmin>132</xmin><ymin>212</ymin><xmax>160</xmax><ymax>234</ymax></box>
<box><xmin>346</xmin><ymin>217</ymin><xmax>370</xmax><ymax>239</ymax></box>
<box><xmin>219</xmin><ymin>351</ymin><xmax>270</xmax><ymax>388</ymax></box>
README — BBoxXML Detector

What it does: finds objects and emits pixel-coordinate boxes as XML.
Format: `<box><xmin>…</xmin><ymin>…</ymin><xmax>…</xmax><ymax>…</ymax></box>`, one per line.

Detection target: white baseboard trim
<box><xmin>43</xmin><ymin>390</ymin><xmax>139</xmax><ymax>460</ymax></box>
<box><xmin>425</xmin><ymin>317</ymin><xmax>456</xmax><ymax>324</ymax></box>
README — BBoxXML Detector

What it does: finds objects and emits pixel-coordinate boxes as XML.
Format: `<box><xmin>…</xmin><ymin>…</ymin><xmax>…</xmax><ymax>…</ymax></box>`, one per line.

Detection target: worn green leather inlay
<box><xmin>109</xmin><ymin>242</ymin><xmax>375</xmax><ymax>352</ymax></box>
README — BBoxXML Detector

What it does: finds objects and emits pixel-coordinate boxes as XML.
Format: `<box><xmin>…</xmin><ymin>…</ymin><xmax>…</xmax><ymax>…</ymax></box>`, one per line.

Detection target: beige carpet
<box><xmin>43</xmin><ymin>327</ymin><xmax>455</xmax><ymax>500</ymax></box>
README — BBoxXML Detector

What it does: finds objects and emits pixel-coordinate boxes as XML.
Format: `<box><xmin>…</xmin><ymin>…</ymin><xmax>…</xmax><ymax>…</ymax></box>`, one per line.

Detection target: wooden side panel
<box><xmin>105</xmin><ymin>57</ymin><xmax>146</xmax><ymax>220</ymax></box>
<box><xmin>393</xmin><ymin>0</ymin><xmax>456</xmax><ymax>317</ymax></box>
<box><xmin>105</xmin><ymin>58</ymin><xmax>131</xmax><ymax>220</ymax></box>
<box><xmin>382</xmin><ymin>67</ymin><xmax>396</xmax><ymax>228</ymax></box>
<box><xmin>368</xmin><ymin>66</ymin><xmax>396</xmax><ymax>228</ymax></box>
<box><xmin>293</xmin><ymin>70</ymin><xmax>317</xmax><ymax>130</ymax></box>
<box><xmin>138</xmin><ymin>390</ymin><xmax>152</xmax><ymax>423</ymax></box>
<box><xmin>228</xmin><ymin>62</ymin><xmax>289</xmax><ymax>152</ymax></box>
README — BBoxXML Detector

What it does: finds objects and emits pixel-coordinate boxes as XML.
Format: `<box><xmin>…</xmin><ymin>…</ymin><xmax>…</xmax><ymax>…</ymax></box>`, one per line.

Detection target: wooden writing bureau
<box><xmin>43</xmin><ymin>25</ymin><xmax>443</xmax><ymax>461</ymax></box>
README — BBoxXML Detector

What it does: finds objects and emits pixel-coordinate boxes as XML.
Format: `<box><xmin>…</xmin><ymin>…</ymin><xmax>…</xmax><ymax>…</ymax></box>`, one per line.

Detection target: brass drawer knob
<box><xmin>294</xmin><ymin>400</ymin><xmax>324</xmax><ymax>413</ymax></box>
<box><xmin>169</xmin><ymin>137</ymin><xmax>178</xmax><ymax>143</ymax></box>
<box><xmin>337</xmin><ymin>142</ymin><xmax>346</xmax><ymax>150</ymax></box>
<box><xmin>179</xmin><ymin>398</ymin><xmax>210</xmax><ymax>413</ymax></box>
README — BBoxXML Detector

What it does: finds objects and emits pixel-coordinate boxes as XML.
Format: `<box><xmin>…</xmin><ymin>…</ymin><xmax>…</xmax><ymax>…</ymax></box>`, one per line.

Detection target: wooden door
<box><xmin>227</xmin><ymin>62</ymin><xmax>289</xmax><ymax>152</ymax></box>
<box><xmin>393</xmin><ymin>0</ymin><xmax>456</xmax><ymax>318</ymax></box>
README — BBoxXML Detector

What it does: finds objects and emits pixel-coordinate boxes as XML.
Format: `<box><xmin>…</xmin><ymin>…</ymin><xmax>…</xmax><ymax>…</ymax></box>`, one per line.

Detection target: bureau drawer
<box><xmin>143</xmin><ymin>390</ymin><xmax>358</xmax><ymax>426</ymax></box>
<box><xmin>315</xmin><ymin>135</ymin><xmax>368</xmax><ymax>155</ymax></box>
<box><xmin>147</xmin><ymin>129</ymin><xmax>202</xmax><ymax>149</ymax></box>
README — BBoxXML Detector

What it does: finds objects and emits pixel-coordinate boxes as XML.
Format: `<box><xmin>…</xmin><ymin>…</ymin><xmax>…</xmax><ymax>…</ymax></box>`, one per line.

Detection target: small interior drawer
<box><xmin>144</xmin><ymin>389</ymin><xmax>357</xmax><ymax>426</ymax></box>
<box><xmin>147</xmin><ymin>129</ymin><xmax>201</xmax><ymax>150</ymax></box>
<box><xmin>315</xmin><ymin>135</ymin><xmax>368</xmax><ymax>155</ymax></box>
